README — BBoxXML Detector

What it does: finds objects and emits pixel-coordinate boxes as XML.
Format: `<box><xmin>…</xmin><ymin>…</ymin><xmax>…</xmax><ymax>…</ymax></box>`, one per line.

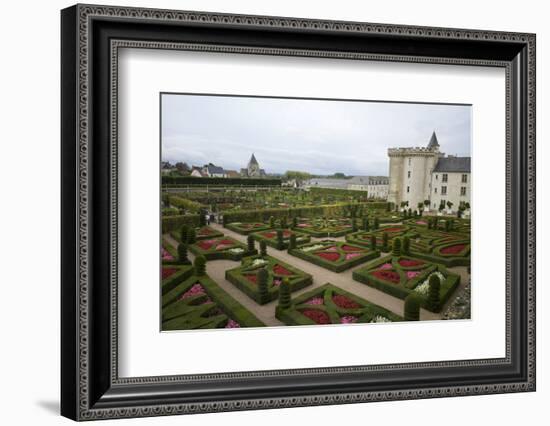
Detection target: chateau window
<box><xmin>462</xmin><ymin>174</ymin><xmax>468</xmax><ymax>183</ymax></box>
<box><xmin>435</xmin><ymin>174</ymin><xmax>438</xmax><ymax>180</ymax></box>
<box><xmin>460</xmin><ymin>187</ymin><xmax>467</xmax><ymax>196</ymax></box>
<box><xmin>434</xmin><ymin>187</ymin><xmax>437</xmax><ymax>193</ymax></box>
<box><xmin>442</xmin><ymin>174</ymin><xmax>448</xmax><ymax>183</ymax></box>
<box><xmin>407</xmin><ymin>171</ymin><xmax>411</xmax><ymax>178</ymax></box>
<box><xmin>407</xmin><ymin>186</ymin><xmax>410</xmax><ymax>193</ymax></box>
<box><xmin>441</xmin><ymin>186</ymin><xmax>447</xmax><ymax>195</ymax></box>
<box><xmin>408</xmin><ymin>158</ymin><xmax>411</xmax><ymax>166</ymax></box>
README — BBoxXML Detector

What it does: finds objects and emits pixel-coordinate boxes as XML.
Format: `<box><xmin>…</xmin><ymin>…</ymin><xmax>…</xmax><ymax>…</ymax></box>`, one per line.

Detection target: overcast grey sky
<box><xmin>161</xmin><ymin>94</ymin><xmax>471</xmax><ymax>176</ymax></box>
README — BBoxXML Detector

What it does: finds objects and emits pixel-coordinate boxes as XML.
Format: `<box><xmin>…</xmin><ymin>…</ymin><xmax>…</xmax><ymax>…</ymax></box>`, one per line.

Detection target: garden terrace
<box><xmin>189</xmin><ymin>236</ymin><xmax>257</xmax><ymax>260</ymax></box>
<box><xmin>289</xmin><ymin>240</ymin><xmax>380</xmax><ymax>272</ymax></box>
<box><xmin>225</xmin><ymin>255</ymin><xmax>313</xmax><ymax>304</ymax></box>
<box><xmin>352</xmin><ymin>255</ymin><xmax>460</xmax><ymax>312</ymax></box>
<box><xmin>294</xmin><ymin>217</ymin><xmax>354</xmax><ymax>238</ymax></box>
<box><xmin>276</xmin><ymin>283</ymin><xmax>403</xmax><ymax>326</ymax></box>
<box><xmin>252</xmin><ymin>229</ymin><xmax>311</xmax><ymax>250</ymax></box>
<box><xmin>224</xmin><ymin>222</ymin><xmax>272</xmax><ymax>235</ymax></box>
<box><xmin>161</xmin><ymin>274</ymin><xmax>265</xmax><ymax>330</ymax></box>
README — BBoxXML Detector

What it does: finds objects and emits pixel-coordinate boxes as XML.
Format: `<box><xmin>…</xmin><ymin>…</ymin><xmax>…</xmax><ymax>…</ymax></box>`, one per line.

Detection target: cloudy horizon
<box><xmin>161</xmin><ymin>94</ymin><xmax>471</xmax><ymax>176</ymax></box>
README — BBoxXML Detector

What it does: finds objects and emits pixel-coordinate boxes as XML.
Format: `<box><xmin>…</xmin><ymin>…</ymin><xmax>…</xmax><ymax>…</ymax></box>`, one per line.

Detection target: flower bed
<box><xmin>294</xmin><ymin>217</ymin><xmax>354</xmax><ymax>238</ymax></box>
<box><xmin>161</xmin><ymin>264</ymin><xmax>195</xmax><ymax>296</ymax></box>
<box><xmin>225</xmin><ymin>255</ymin><xmax>312</xmax><ymax>304</ymax></box>
<box><xmin>162</xmin><ymin>274</ymin><xmax>265</xmax><ymax>330</ymax></box>
<box><xmin>251</xmin><ymin>228</ymin><xmax>311</xmax><ymax>250</ymax></box>
<box><xmin>276</xmin><ymin>283</ymin><xmax>403</xmax><ymax>326</ymax></box>
<box><xmin>353</xmin><ymin>255</ymin><xmax>461</xmax><ymax>312</ymax></box>
<box><xmin>169</xmin><ymin>225</ymin><xmax>224</xmax><ymax>242</ymax></box>
<box><xmin>225</xmin><ymin>221</ymin><xmax>271</xmax><ymax>235</ymax></box>
<box><xmin>345</xmin><ymin>226</ymin><xmax>416</xmax><ymax>251</ymax></box>
<box><xmin>289</xmin><ymin>240</ymin><xmax>380</xmax><ymax>272</ymax></box>
<box><xmin>189</xmin><ymin>236</ymin><xmax>257</xmax><ymax>260</ymax></box>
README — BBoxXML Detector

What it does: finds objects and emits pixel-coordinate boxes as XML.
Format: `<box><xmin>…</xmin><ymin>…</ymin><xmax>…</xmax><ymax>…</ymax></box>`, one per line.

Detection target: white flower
<box><xmin>371</xmin><ymin>315</ymin><xmax>391</xmax><ymax>323</ymax></box>
<box><xmin>228</xmin><ymin>248</ymin><xmax>244</xmax><ymax>254</ymax></box>
<box><xmin>301</xmin><ymin>244</ymin><xmax>326</xmax><ymax>252</ymax></box>
<box><xmin>414</xmin><ymin>271</ymin><xmax>445</xmax><ymax>295</ymax></box>
<box><xmin>251</xmin><ymin>258</ymin><xmax>268</xmax><ymax>267</ymax></box>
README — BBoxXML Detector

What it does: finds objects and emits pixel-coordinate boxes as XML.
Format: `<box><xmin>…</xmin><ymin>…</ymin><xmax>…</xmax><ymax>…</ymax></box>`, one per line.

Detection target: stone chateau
<box><xmin>387</xmin><ymin>132</ymin><xmax>471</xmax><ymax>212</ymax></box>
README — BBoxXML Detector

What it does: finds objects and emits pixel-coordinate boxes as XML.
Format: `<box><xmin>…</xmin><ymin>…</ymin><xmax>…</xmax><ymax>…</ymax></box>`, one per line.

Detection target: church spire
<box><xmin>427</xmin><ymin>131</ymin><xmax>440</xmax><ymax>150</ymax></box>
<box><xmin>249</xmin><ymin>153</ymin><xmax>259</xmax><ymax>166</ymax></box>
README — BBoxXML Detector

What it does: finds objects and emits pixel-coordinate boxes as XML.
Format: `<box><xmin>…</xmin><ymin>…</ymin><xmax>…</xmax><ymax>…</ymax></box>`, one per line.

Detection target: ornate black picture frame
<box><xmin>61</xmin><ymin>4</ymin><xmax>536</xmax><ymax>421</ymax></box>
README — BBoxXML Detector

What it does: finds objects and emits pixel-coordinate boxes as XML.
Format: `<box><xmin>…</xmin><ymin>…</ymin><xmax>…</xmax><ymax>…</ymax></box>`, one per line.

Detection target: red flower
<box><xmin>316</xmin><ymin>252</ymin><xmax>340</xmax><ymax>262</ymax></box>
<box><xmin>371</xmin><ymin>269</ymin><xmax>400</xmax><ymax>284</ymax></box>
<box><xmin>162</xmin><ymin>268</ymin><xmax>178</xmax><ymax>280</ymax></box>
<box><xmin>398</xmin><ymin>259</ymin><xmax>424</xmax><ymax>267</ymax></box>
<box><xmin>198</xmin><ymin>240</ymin><xmax>215</xmax><ymax>250</ymax></box>
<box><xmin>219</xmin><ymin>239</ymin><xmax>235</xmax><ymax>245</ymax></box>
<box><xmin>244</xmin><ymin>274</ymin><xmax>257</xmax><ymax>284</ymax></box>
<box><xmin>198</xmin><ymin>227</ymin><xmax>212</xmax><ymax>236</ymax></box>
<box><xmin>282</xmin><ymin>230</ymin><xmax>292</xmax><ymax>237</ymax></box>
<box><xmin>381</xmin><ymin>227</ymin><xmax>403</xmax><ymax>232</ymax></box>
<box><xmin>441</xmin><ymin>244</ymin><xmax>466</xmax><ymax>254</ymax></box>
<box><xmin>301</xmin><ymin>309</ymin><xmax>331</xmax><ymax>324</ymax></box>
<box><xmin>262</xmin><ymin>232</ymin><xmax>276</xmax><ymax>239</ymax></box>
<box><xmin>273</xmin><ymin>264</ymin><xmax>293</xmax><ymax>275</ymax></box>
<box><xmin>341</xmin><ymin>245</ymin><xmax>363</xmax><ymax>252</ymax></box>
<box><xmin>332</xmin><ymin>294</ymin><xmax>361</xmax><ymax>309</ymax></box>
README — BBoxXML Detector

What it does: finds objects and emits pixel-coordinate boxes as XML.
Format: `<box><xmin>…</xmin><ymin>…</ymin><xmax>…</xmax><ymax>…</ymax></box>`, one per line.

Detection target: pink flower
<box><xmin>406</xmin><ymin>271</ymin><xmax>421</xmax><ymax>279</ymax></box>
<box><xmin>305</xmin><ymin>296</ymin><xmax>324</xmax><ymax>305</ymax></box>
<box><xmin>215</xmin><ymin>243</ymin><xmax>233</xmax><ymax>251</ymax></box>
<box><xmin>345</xmin><ymin>253</ymin><xmax>361</xmax><ymax>260</ymax></box>
<box><xmin>179</xmin><ymin>283</ymin><xmax>206</xmax><ymax>300</ymax></box>
<box><xmin>272</xmin><ymin>278</ymin><xmax>282</xmax><ymax>287</ymax></box>
<box><xmin>340</xmin><ymin>315</ymin><xmax>358</xmax><ymax>324</ymax></box>
<box><xmin>325</xmin><ymin>246</ymin><xmax>338</xmax><ymax>252</ymax></box>
<box><xmin>379</xmin><ymin>263</ymin><xmax>393</xmax><ymax>270</ymax></box>
<box><xmin>225</xmin><ymin>319</ymin><xmax>241</xmax><ymax>328</ymax></box>
<box><xmin>161</xmin><ymin>247</ymin><xmax>174</xmax><ymax>261</ymax></box>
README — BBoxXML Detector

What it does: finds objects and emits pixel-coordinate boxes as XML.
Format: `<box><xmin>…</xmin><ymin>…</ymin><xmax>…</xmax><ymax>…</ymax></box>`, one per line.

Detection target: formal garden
<box><xmin>160</xmin><ymin>186</ymin><xmax>471</xmax><ymax>331</ymax></box>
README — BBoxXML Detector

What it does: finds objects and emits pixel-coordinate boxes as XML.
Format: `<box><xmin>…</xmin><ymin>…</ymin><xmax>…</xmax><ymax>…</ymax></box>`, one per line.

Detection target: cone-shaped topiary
<box><xmin>289</xmin><ymin>233</ymin><xmax>297</xmax><ymax>250</ymax></box>
<box><xmin>402</xmin><ymin>236</ymin><xmax>410</xmax><ymax>255</ymax></box>
<box><xmin>392</xmin><ymin>237</ymin><xmax>402</xmax><ymax>256</ymax></box>
<box><xmin>404</xmin><ymin>294</ymin><xmax>420</xmax><ymax>321</ymax></box>
<box><xmin>269</xmin><ymin>216</ymin><xmax>275</xmax><ymax>228</ymax></box>
<box><xmin>370</xmin><ymin>234</ymin><xmax>377</xmax><ymax>250</ymax></box>
<box><xmin>280</xmin><ymin>216</ymin><xmax>287</xmax><ymax>229</ymax></box>
<box><xmin>199</xmin><ymin>213</ymin><xmax>206</xmax><ymax>227</ymax></box>
<box><xmin>278</xmin><ymin>277</ymin><xmax>292</xmax><ymax>310</ymax></box>
<box><xmin>276</xmin><ymin>229</ymin><xmax>284</xmax><ymax>249</ymax></box>
<box><xmin>187</xmin><ymin>227</ymin><xmax>197</xmax><ymax>244</ymax></box>
<box><xmin>247</xmin><ymin>234</ymin><xmax>255</xmax><ymax>252</ymax></box>
<box><xmin>427</xmin><ymin>274</ymin><xmax>441</xmax><ymax>312</ymax></box>
<box><xmin>177</xmin><ymin>243</ymin><xmax>188</xmax><ymax>263</ymax></box>
<box><xmin>292</xmin><ymin>216</ymin><xmax>298</xmax><ymax>228</ymax></box>
<box><xmin>260</xmin><ymin>240</ymin><xmax>267</xmax><ymax>257</ymax></box>
<box><xmin>382</xmin><ymin>232</ymin><xmax>389</xmax><ymax>251</ymax></box>
<box><xmin>374</xmin><ymin>217</ymin><xmax>379</xmax><ymax>229</ymax></box>
<box><xmin>179</xmin><ymin>224</ymin><xmax>189</xmax><ymax>243</ymax></box>
<box><xmin>363</xmin><ymin>217</ymin><xmax>369</xmax><ymax>231</ymax></box>
<box><xmin>257</xmin><ymin>267</ymin><xmax>269</xmax><ymax>299</ymax></box>
<box><xmin>222</xmin><ymin>215</ymin><xmax>228</xmax><ymax>226</ymax></box>
<box><xmin>427</xmin><ymin>218</ymin><xmax>432</xmax><ymax>229</ymax></box>
<box><xmin>194</xmin><ymin>255</ymin><xmax>206</xmax><ymax>276</ymax></box>
<box><xmin>352</xmin><ymin>219</ymin><xmax>357</xmax><ymax>232</ymax></box>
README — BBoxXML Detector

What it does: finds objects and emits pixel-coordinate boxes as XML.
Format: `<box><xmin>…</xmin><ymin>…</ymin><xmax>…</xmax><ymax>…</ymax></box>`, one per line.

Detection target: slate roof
<box><xmin>205</xmin><ymin>163</ymin><xmax>225</xmax><ymax>174</ymax></box>
<box><xmin>348</xmin><ymin>176</ymin><xmax>389</xmax><ymax>185</ymax></box>
<box><xmin>427</xmin><ymin>131</ymin><xmax>440</xmax><ymax>149</ymax></box>
<box><xmin>248</xmin><ymin>153</ymin><xmax>259</xmax><ymax>165</ymax></box>
<box><xmin>433</xmin><ymin>157</ymin><xmax>471</xmax><ymax>173</ymax></box>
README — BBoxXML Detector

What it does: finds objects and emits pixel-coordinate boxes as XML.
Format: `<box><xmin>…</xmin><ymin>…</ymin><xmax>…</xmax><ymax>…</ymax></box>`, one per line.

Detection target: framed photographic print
<box><xmin>61</xmin><ymin>4</ymin><xmax>536</xmax><ymax>421</ymax></box>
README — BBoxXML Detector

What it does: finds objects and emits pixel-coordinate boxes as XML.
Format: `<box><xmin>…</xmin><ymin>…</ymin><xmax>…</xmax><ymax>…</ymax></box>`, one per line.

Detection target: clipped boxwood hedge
<box><xmin>225</xmin><ymin>255</ymin><xmax>312</xmax><ymax>304</ymax></box>
<box><xmin>188</xmin><ymin>236</ymin><xmax>257</xmax><ymax>260</ymax></box>
<box><xmin>162</xmin><ymin>176</ymin><xmax>282</xmax><ymax>186</ymax></box>
<box><xmin>161</xmin><ymin>214</ymin><xmax>200</xmax><ymax>233</ymax></box>
<box><xmin>225</xmin><ymin>222</ymin><xmax>271</xmax><ymax>235</ymax></box>
<box><xmin>289</xmin><ymin>240</ymin><xmax>380</xmax><ymax>272</ymax></box>
<box><xmin>251</xmin><ymin>229</ymin><xmax>311</xmax><ymax>250</ymax></box>
<box><xmin>161</xmin><ymin>264</ymin><xmax>195</xmax><ymax>295</ymax></box>
<box><xmin>162</xmin><ymin>274</ymin><xmax>265</xmax><ymax>330</ymax></box>
<box><xmin>276</xmin><ymin>283</ymin><xmax>403</xmax><ymax>326</ymax></box>
<box><xmin>170</xmin><ymin>226</ymin><xmax>224</xmax><ymax>242</ymax></box>
<box><xmin>352</xmin><ymin>255</ymin><xmax>460</xmax><ymax>312</ymax></box>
